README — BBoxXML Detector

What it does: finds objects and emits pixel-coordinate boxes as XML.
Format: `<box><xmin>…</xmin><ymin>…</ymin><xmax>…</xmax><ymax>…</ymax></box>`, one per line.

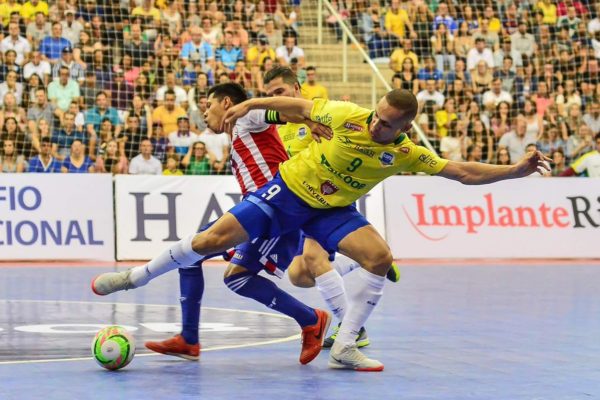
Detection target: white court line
<box><xmin>0</xmin><ymin>299</ymin><xmax>301</xmax><ymax>366</ymax></box>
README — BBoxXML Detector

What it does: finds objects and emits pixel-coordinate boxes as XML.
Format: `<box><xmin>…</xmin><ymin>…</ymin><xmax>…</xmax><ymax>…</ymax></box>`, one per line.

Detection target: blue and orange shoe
<box><xmin>144</xmin><ymin>334</ymin><xmax>200</xmax><ymax>361</ymax></box>
<box><xmin>299</xmin><ymin>308</ymin><xmax>331</xmax><ymax>365</ymax></box>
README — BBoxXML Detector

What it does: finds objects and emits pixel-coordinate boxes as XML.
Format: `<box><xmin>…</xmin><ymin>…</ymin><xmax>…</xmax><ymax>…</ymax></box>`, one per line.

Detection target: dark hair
<box><xmin>40</xmin><ymin>136</ymin><xmax>52</xmax><ymax>144</ymax></box>
<box><xmin>385</xmin><ymin>89</ymin><xmax>418</xmax><ymax>121</ymax></box>
<box><xmin>264</xmin><ymin>66</ymin><xmax>298</xmax><ymax>86</ymax></box>
<box><xmin>164</xmin><ymin>88</ymin><xmax>176</xmax><ymax>98</ymax></box>
<box><xmin>596</xmin><ymin>133</ymin><xmax>600</xmax><ymax>141</ymax></box>
<box><xmin>306</xmin><ymin>66</ymin><xmax>316</xmax><ymax>73</ymax></box>
<box><xmin>207</xmin><ymin>83</ymin><xmax>248</xmax><ymax>105</ymax></box>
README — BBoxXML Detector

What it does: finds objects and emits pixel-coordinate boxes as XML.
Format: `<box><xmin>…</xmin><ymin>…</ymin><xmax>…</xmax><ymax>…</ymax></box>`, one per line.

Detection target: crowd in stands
<box><xmin>0</xmin><ymin>0</ymin><xmax>598</xmax><ymax>177</ymax></box>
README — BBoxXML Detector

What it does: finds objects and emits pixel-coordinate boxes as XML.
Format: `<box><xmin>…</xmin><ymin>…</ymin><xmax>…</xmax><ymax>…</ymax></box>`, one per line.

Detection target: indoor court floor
<box><xmin>1</xmin><ymin>261</ymin><xmax>600</xmax><ymax>400</ymax></box>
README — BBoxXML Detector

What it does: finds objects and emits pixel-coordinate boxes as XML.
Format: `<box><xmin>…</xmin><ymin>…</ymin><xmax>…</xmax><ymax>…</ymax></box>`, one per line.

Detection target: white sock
<box><xmin>315</xmin><ymin>269</ymin><xmax>348</xmax><ymax>321</ymax></box>
<box><xmin>331</xmin><ymin>253</ymin><xmax>360</xmax><ymax>277</ymax></box>
<box><xmin>335</xmin><ymin>268</ymin><xmax>385</xmax><ymax>346</ymax></box>
<box><xmin>130</xmin><ymin>234</ymin><xmax>202</xmax><ymax>287</ymax></box>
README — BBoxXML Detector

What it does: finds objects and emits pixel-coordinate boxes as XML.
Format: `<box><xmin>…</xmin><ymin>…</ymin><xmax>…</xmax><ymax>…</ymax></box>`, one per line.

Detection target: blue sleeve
<box><xmin>62</xmin><ymin>157</ymin><xmax>70</xmax><ymax>169</ymax></box>
<box><xmin>52</xmin><ymin>160</ymin><xmax>62</xmax><ymax>173</ymax></box>
<box><xmin>180</xmin><ymin>43</ymin><xmax>190</xmax><ymax>58</ymax></box>
<box><xmin>417</xmin><ymin>69</ymin><xmax>426</xmax><ymax>81</ymax></box>
<box><xmin>215</xmin><ymin>48</ymin><xmax>222</xmax><ymax>62</ymax></box>
<box><xmin>27</xmin><ymin>158</ymin><xmax>38</xmax><ymax>172</ymax></box>
<box><xmin>85</xmin><ymin>110</ymin><xmax>97</xmax><ymax>126</ymax></box>
<box><xmin>110</xmin><ymin>109</ymin><xmax>120</xmax><ymax>125</ymax></box>
<box><xmin>205</xmin><ymin>43</ymin><xmax>214</xmax><ymax>59</ymax></box>
<box><xmin>39</xmin><ymin>38</ymin><xmax>48</xmax><ymax>57</ymax></box>
<box><xmin>236</xmin><ymin>48</ymin><xmax>243</xmax><ymax>62</ymax></box>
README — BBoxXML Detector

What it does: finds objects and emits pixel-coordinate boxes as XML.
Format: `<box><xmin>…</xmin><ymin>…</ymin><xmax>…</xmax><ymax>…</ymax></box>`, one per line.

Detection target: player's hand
<box><xmin>221</xmin><ymin>103</ymin><xmax>250</xmax><ymax>134</ymax></box>
<box><xmin>306</xmin><ymin>121</ymin><xmax>333</xmax><ymax>143</ymax></box>
<box><xmin>514</xmin><ymin>150</ymin><xmax>552</xmax><ymax>177</ymax></box>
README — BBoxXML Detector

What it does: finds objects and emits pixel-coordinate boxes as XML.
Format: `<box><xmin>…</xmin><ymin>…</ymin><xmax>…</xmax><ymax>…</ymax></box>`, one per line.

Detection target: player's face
<box><xmin>204</xmin><ymin>93</ymin><xmax>228</xmax><ymax>133</ymax></box>
<box><xmin>369</xmin><ymin>97</ymin><xmax>411</xmax><ymax>144</ymax></box>
<box><xmin>265</xmin><ymin>77</ymin><xmax>297</xmax><ymax>98</ymax></box>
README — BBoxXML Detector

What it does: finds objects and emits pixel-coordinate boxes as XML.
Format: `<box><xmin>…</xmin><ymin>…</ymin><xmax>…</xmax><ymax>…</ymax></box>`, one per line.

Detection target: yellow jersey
<box><xmin>301</xmin><ymin>84</ymin><xmax>329</xmax><ymax>101</ymax></box>
<box><xmin>279</xmin><ymin>99</ymin><xmax>448</xmax><ymax>208</ymax></box>
<box><xmin>277</xmin><ymin>122</ymin><xmax>313</xmax><ymax>157</ymax></box>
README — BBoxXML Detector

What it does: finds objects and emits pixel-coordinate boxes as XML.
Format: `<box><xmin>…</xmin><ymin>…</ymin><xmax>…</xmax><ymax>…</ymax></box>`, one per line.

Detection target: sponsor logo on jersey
<box><xmin>302</xmin><ymin>181</ymin><xmax>330</xmax><ymax>206</ymax></box>
<box><xmin>419</xmin><ymin>153</ymin><xmax>438</xmax><ymax>168</ymax></box>
<box><xmin>298</xmin><ymin>126</ymin><xmax>307</xmax><ymax>138</ymax></box>
<box><xmin>320</xmin><ymin>154</ymin><xmax>367</xmax><ymax>190</ymax></box>
<box><xmin>233</xmin><ymin>253</ymin><xmax>244</xmax><ymax>260</ymax></box>
<box><xmin>271</xmin><ymin>254</ymin><xmax>278</xmax><ymax>263</ymax></box>
<box><xmin>379</xmin><ymin>151</ymin><xmax>395</xmax><ymax>167</ymax></box>
<box><xmin>315</xmin><ymin>113</ymin><xmax>332</xmax><ymax>125</ymax></box>
<box><xmin>343</xmin><ymin>122</ymin><xmax>363</xmax><ymax>132</ymax></box>
<box><xmin>400</xmin><ymin>146</ymin><xmax>410</xmax><ymax>154</ymax></box>
<box><xmin>320</xmin><ymin>180</ymin><xmax>339</xmax><ymax>195</ymax></box>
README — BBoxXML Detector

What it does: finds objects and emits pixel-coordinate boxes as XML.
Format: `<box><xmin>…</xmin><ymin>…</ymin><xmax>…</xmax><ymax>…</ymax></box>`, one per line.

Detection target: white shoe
<box><xmin>328</xmin><ymin>342</ymin><xmax>384</xmax><ymax>371</ymax></box>
<box><xmin>92</xmin><ymin>269</ymin><xmax>135</xmax><ymax>295</ymax></box>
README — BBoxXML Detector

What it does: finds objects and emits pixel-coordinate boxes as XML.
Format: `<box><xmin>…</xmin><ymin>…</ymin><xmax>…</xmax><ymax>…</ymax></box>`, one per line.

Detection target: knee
<box><xmin>223</xmin><ymin>263</ymin><xmax>247</xmax><ymax>280</ymax></box>
<box><xmin>287</xmin><ymin>259</ymin><xmax>315</xmax><ymax>288</ymax></box>
<box><xmin>192</xmin><ymin>230</ymin><xmax>229</xmax><ymax>253</ymax></box>
<box><xmin>360</xmin><ymin>247</ymin><xmax>393</xmax><ymax>275</ymax></box>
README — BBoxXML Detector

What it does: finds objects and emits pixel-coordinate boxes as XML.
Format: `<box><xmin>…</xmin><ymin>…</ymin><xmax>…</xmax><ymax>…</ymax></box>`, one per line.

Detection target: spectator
<box><xmin>108</xmin><ymin>70</ymin><xmax>133</xmax><ymax>118</ymax></box>
<box><xmin>51</xmin><ymin>46</ymin><xmax>84</xmax><ymax>83</ymax></box>
<box><xmin>416</xmin><ymin>79</ymin><xmax>445</xmax><ymax>108</ymax></box>
<box><xmin>23</xmin><ymin>50</ymin><xmax>51</xmax><ymax>85</ymax></box>
<box><xmin>467</xmin><ymin>37</ymin><xmax>494</xmax><ymax>71</ymax></box>
<box><xmin>27</xmin><ymin>136</ymin><xmax>61</xmax><ymax>172</ymax></box>
<box><xmin>61</xmin><ymin>138</ymin><xmax>94</xmax><ymax>173</ymax></box>
<box><xmin>471</xmin><ymin>60</ymin><xmax>494</xmax><ymax>101</ymax></box>
<box><xmin>493</xmin><ymin>37</ymin><xmax>522</xmax><ymax>70</ymax></box>
<box><xmin>216</xmin><ymin>30</ymin><xmax>244</xmax><ymax>72</ymax></box>
<box><xmin>494</xmin><ymin>147</ymin><xmax>512</xmax><ymax>165</ymax></box>
<box><xmin>491</xmin><ymin>101</ymin><xmax>513</xmax><ymax>139</ymax></box>
<box><xmin>23</xmin><ymin>73</ymin><xmax>43</xmax><ymax>106</ymax></box>
<box><xmin>432</xmin><ymin>2</ymin><xmax>457</xmax><ymax>34</ymax></box>
<box><xmin>247</xmin><ymin>34</ymin><xmax>276</xmax><ymax>69</ymax></box>
<box><xmin>152</xmin><ymin>89</ymin><xmax>186</xmax><ymax>134</ymax></box>
<box><xmin>440</xmin><ymin>120</ymin><xmax>463</xmax><ymax>161</ymax></box>
<box><xmin>417</xmin><ymin>56</ymin><xmax>443</xmax><ymax>85</ymax></box>
<box><xmin>156</xmin><ymin>71</ymin><xmax>188</xmax><ymax>108</ymax></box>
<box><xmin>473</xmin><ymin>18</ymin><xmax>499</xmax><ymax>51</ymax></box>
<box><xmin>431</xmin><ymin>22</ymin><xmax>455</xmax><ymax>73</ymax></box>
<box><xmin>558</xmin><ymin>6</ymin><xmax>582</xmax><ymax>37</ymax></box>
<box><xmin>230</xmin><ymin>60</ymin><xmax>253</xmax><ymax>94</ymax></box>
<box><xmin>95</xmin><ymin>139</ymin><xmax>128</xmax><ymax>174</ymax></box>
<box><xmin>301</xmin><ymin>66</ymin><xmax>328</xmax><ymax>100</ymax></box>
<box><xmin>129</xmin><ymin>138</ymin><xmax>162</xmax><ymax>175</ymax></box>
<box><xmin>26</xmin><ymin>12</ymin><xmax>50</xmax><ymax>48</ymax></box>
<box><xmin>459</xmin><ymin>5</ymin><xmax>479</xmax><ymax>32</ymax></box>
<box><xmin>412</xmin><ymin>3</ymin><xmax>433</xmax><ymax>56</ymax></box>
<box><xmin>583</xmin><ymin>103</ymin><xmax>600</xmax><ymax>135</ymax></box>
<box><xmin>51</xmin><ymin>111</ymin><xmax>85</xmax><ymax>160</ymax></box>
<box><xmin>557</xmin><ymin>0</ymin><xmax>588</xmax><ymax>18</ymax></box>
<box><xmin>465</xmin><ymin>143</ymin><xmax>483</xmax><ymax>162</ymax></box>
<box><xmin>435</xmin><ymin>98</ymin><xmax>457</xmax><ymax>138</ymax></box>
<box><xmin>498</xmin><ymin>115</ymin><xmax>537</xmax><ymax>161</ymax></box>
<box><xmin>566</xmin><ymin>123</ymin><xmax>594</xmax><ymax>161</ymax></box>
<box><xmin>229</xmin><ymin>17</ymin><xmax>249</xmax><ymax>50</ymax></box>
<box><xmin>0</xmin><ymin>70</ymin><xmax>23</xmax><ymax>107</ymax></box>
<box><xmin>0</xmin><ymin>49</ymin><xmax>23</xmax><ymax>83</ymax></box>
<box><xmin>47</xmin><ymin>66</ymin><xmax>79</xmax><ymax>112</ymax></box>
<box><xmin>589</xmin><ymin>3</ymin><xmax>600</xmax><ymax>35</ymax></box>
<box><xmin>131</xmin><ymin>0</ymin><xmax>161</xmax><ymax>31</ymax></box>
<box><xmin>0</xmin><ymin>138</ymin><xmax>26</xmax><ymax>172</ymax></box>
<box><xmin>537</xmin><ymin>124</ymin><xmax>565</xmax><ymax>156</ymax></box>
<box><xmin>180</xmin><ymin>25</ymin><xmax>215</xmax><ymax>76</ymax></box>
<box><xmin>445</xmin><ymin>58</ymin><xmax>471</xmax><ymax>86</ymax></box>
<box><xmin>537</xmin><ymin>0</ymin><xmax>558</xmax><ymax>25</ymax></box>
<box><xmin>1</xmin><ymin>22</ymin><xmax>31</xmax><ymax>66</ymax></box>
<box><xmin>39</xmin><ymin>21</ymin><xmax>71</xmax><ymax>64</ymax></box>
<box><xmin>162</xmin><ymin>155</ymin><xmax>183</xmax><ymax>175</ymax></box>
<box><xmin>85</xmin><ymin>91</ymin><xmax>121</xmax><ymax>152</ymax></box>
<box><xmin>454</xmin><ymin>21</ymin><xmax>474</xmax><ymax>60</ymax></box>
<box><xmin>117</xmin><ymin>114</ymin><xmax>147</xmax><ymax>160</ymax></box>
<box><xmin>556</xmin><ymin>79</ymin><xmax>582</xmax><ymax>116</ymax></box>
<box><xmin>482</xmin><ymin>6</ymin><xmax>502</xmax><ymax>35</ymax></box>
<box><xmin>61</xmin><ymin>9</ymin><xmax>83</xmax><ymax>46</ymax></box>
<box><xmin>391</xmin><ymin>59</ymin><xmax>419</xmax><ymax>95</ymax></box>
<box><xmin>168</xmin><ymin>116</ymin><xmax>199</xmax><ymax>156</ymax></box>
<box><xmin>510</xmin><ymin>21</ymin><xmax>536</xmax><ymax>59</ymax></box>
<box><xmin>151</xmin><ymin>122</ymin><xmax>171</xmax><ymax>163</ymax></box>
<box><xmin>181</xmin><ymin>140</ymin><xmax>216</xmax><ymax>175</ymax></box>
<box><xmin>27</xmin><ymin>87</ymin><xmax>59</xmax><ymax>134</ymax></box>
<box><xmin>123</xmin><ymin>94</ymin><xmax>153</xmax><ymax>140</ymax></box>
<box><xmin>200</xmin><ymin>16</ymin><xmax>223</xmax><ymax>48</ymax></box>
<box><xmin>494</xmin><ymin>57</ymin><xmax>517</xmax><ymax>93</ymax></box>
<box><xmin>502</xmin><ymin>3</ymin><xmax>520</xmax><ymax>36</ymax></box>
<box><xmin>196</xmin><ymin>126</ymin><xmax>230</xmax><ymax>174</ymax></box>
<box><xmin>551</xmin><ymin>149</ymin><xmax>567</xmax><ymax>176</ymax></box>
<box><xmin>260</xmin><ymin>18</ymin><xmax>283</xmax><ymax>49</ymax></box>
<box><xmin>123</xmin><ymin>23</ymin><xmax>151</xmax><ymax>68</ymax></box>
<box><xmin>389</xmin><ymin>38</ymin><xmax>420</xmax><ymax>72</ymax></box>
<box><xmin>67</xmin><ymin>100</ymin><xmax>84</xmax><ymax>131</ymax></box>
<box><xmin>0</xmin><ymin>94</ymin><xmax>26</xmax><ymax>135</ymax></box>
<box><xmin>464</xmin><ymin>119</ymin><xmax>494</xmax><ymax>163</ymax></box>
<box><xmin>276</xmin><ymin>35</ymin><xmax>305</xmax><ymax>68</ymax></box>
<box><xmin>367</xmin><ymin>22</ymin><xmax>394</xmax><ymax>61</ymax></box>
<box><xmin>385</xmin><ymin>0</ymin><xmax>415</xmax><ymax>42</ymax></box>
<box><xmin>20</xmin><ymin>0</ymin><xmax>48</xmax><ymax>22</ymax></box>
<box><xmin>0</xmin><ymin>0</ymin><xmax>21</xmax><ymax>29</ymax></box>
<box><xmin>523</xmin><ymin>99</ymin><xmax>543</xmax><ymax>137</ymax></box>
<box><xmin>561</xmin><ymin>133</ymin><xmax>600</xmax><ymax>177</ymax></box>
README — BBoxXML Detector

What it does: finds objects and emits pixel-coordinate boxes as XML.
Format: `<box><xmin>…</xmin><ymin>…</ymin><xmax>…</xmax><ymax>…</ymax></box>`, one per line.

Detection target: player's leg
<box><xmin>223</xmin><ymin>235</ymin><xmax>331</xmax><ymax>365</ymax></box>
<box><xmin>332</xmin><ymin>253</ymin><xmax>401</xmax><ymax>283</ymax></box>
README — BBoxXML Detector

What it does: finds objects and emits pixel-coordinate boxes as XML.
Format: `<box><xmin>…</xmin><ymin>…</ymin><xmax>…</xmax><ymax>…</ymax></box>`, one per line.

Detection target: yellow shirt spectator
<box><xmin>389</xmin><ymin>49</ymin><xmax>419</xmax><ymax>72</ymax></box>
<box><xmin>536</xmin><ymin>1</ymin><xmax>558</xmax><ymax>25</ymax></box>
<box><xmin>301</xmin><ymin>83</ymin><xmax>329</xmax><ymax>100</ymax></box>
<box><xmin>488</xmin><ymin>17</ymin><xmax>502</xmax><ymax>34</ymax></box>
<box><xmin>132</xmin><ymin>6</ymin><xmax>161</xmax><ymax>22</ymax></box>
<box><xmin>163</xmin><ymin>168</ymin><xmax>183</xmax><ymax>176</ymax></box>
<box><xmin>385</xmin><ymin>8</ymin><xmax>410</xmax><ymax>38</ymax></box>
<box><xmin>246</xmin><ymin>46</ymin><xmax>276</xmax><ymax>68</ymax></box>
<box><xmin>0</xmin><ymin>1</ymin><xmax>21</xmax><ymax>26</ymax></box>
<box><xmin>434</xmin><ymin>110</ymin><xmax>457</xmax><ymax>137</ymax></box>
<box><xmin>20</xmin><ymin>0</ymin><xmax>48</xmax><ymax>22</ymax></box>
<box><xmin>152</xmin><ymin>106</ymin><xmax>186</xmax><ymax>134</ymax></box>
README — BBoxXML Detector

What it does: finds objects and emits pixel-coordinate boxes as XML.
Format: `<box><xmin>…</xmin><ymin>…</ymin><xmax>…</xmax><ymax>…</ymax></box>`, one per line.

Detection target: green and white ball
<box><xmin>91</xmin><ymin>325</ymin><xmax>135</xmax><ymax>370</ymax></box>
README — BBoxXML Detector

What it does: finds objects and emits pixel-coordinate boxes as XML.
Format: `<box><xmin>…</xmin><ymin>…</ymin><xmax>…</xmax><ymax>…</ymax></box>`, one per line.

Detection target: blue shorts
<box><xmin>229</xmin><ymin>231</ymin><xmax>302</xmax><ymax>278</ymax></box>
<box><xmin>229</xmin><ymin>173</ymin><xmax>369</xmax><ymax>254</ymax></box>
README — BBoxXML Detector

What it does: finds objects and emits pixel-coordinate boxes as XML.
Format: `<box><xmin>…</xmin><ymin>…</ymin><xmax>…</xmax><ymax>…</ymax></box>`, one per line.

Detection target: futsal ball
<box><xmin>91</xmin><ymin>325</ymin><xmax>136</xmax><ymax>370</ymax></box>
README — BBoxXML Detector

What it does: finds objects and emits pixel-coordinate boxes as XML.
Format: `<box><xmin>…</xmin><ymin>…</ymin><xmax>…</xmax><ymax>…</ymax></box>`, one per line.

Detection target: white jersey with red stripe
<box><xmin>230</xmin><ymin>109</ymin><xmax>289</xmax><ymax>195</ymax></box>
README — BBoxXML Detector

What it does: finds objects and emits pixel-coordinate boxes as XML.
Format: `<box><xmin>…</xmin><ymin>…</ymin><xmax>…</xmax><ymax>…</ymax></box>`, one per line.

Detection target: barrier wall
<box><xmin>0</xmin><ymin>174</ymin><xmax>114</xmax><ymax>261</ymax></box>
<box><xmin>384</xmin><ymin>176</ymin><xmax>600</xmax><ymax>258</ymax></box>
<box><xmin>114</xmin><ymin>175</ymin><xmax>386</xmax><ymax>260</ymax></box>
<box><xmin>2</xmin><ymin>175</ymin><xmax>598</xmax><ymax>261</ymax></box>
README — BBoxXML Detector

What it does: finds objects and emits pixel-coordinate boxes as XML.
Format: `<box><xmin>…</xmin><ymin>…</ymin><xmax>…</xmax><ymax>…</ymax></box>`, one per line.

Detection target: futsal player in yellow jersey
<box><xmin>93</xmin><ymin>88</ymin><xmax>551</xmax><ymax>371</ymax></box>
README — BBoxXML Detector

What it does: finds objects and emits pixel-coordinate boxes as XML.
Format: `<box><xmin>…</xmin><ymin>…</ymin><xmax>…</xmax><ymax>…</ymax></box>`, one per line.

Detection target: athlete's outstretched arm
<box><xmin>222</xmin><ymin>97</ymin><xmax>314</xmax><ymax>133</ymax></box>
<box><xmin>437</xmin><ymin>151</ymin><xmax>552</xmax><ymax>185</ymax></box>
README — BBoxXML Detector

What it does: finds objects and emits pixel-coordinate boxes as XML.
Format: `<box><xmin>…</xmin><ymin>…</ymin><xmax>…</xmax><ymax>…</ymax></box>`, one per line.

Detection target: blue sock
<box><xmin>225</xmin><ymin>272</ymin><xmax>317</xmax><ymax>328</ymax></box>
<box><xmin>179</xmin><ymin>267</ymin><xmax>204</xmax><ymax>345</ymax></box>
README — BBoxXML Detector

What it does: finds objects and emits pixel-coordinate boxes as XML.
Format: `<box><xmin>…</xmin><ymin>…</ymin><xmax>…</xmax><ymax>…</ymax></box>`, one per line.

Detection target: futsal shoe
<box><xmin>91</xmin><ymin>269</ymin><xmax>135</xmax><ymax>295</ymax></box>
<box><xmin>299</xmin><ymin>308</ymin><xmax>332</xmax><ymax>365</ymax></box>
<box><xmin>145</xmin><ymin>335</ymin><xmax>200</xmax><ymax>361</ymax></box>
<box><xmin>322</xmin><ymin>323</ymin><xmax>370</xmax><ymax>349</ymax></box>
<box><xmin>386</xmin><ymin>263</ymin><xmax>401</xmax><ymax>283</ymax></box>
<box><xmin>328</xmin><ymin>342</ymin><xmax>384</xmax><ymax>372</ymax></box>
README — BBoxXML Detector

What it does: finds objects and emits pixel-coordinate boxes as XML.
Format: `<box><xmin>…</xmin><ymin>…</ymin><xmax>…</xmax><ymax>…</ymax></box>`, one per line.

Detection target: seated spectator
<box><xmin>510</xmin><ymin>21</ymin><xmax>535</xmax><ymax>60</ymax></box>
<box><xmin>301</xmin><ymin>66</ymin><xmax>328</xmax><ymax>100</ymax></box>
<box><xmin>1</xmin><ymin>22</ymin><xmax>31</xmax><ymax>66</ymax></box>
<box><xmin>61</xmin><ymin>138</ymin><xmax>94</xmax><ymax>173</ymax></box>
<box><xmin>181</xmin><ymin>140</ymin><xmax>216</xmax><ymax>175</ymax></box>
<box><xmin>0</xmin><ymin>96</ymin><xmax>27</xmax><ymax>136</ymax></box>
<box><xmin>417</xmin><ymin>56</ymin><xmax>443</xmax><ymax>85</ymax></box>
<box><xmin>60</xmin><ymin>9</ymin><xmax>83</xmax><ymax>46</ymax></box>
<box><xmin>39</xmin><ymin>21</ymin><xmax>71</xmax><ymax>64</ymax></box>
<box><xmin>200</xmin><ymin>16</ymin><xmax>223</xmax><ymax>48</ymax></box>
<box><xmin>247</xmin><ymin>34</ymin><xmax>276</xmax><ymax>69</ymax></box>
<box><xmin>482</xmin><ymin>6</ymin><xmax>501</xmax><ymax>35</ymax></box>
<box><xmin>23</xmin><ymin>50</ymin><xmax>51</xmax><ymax>85</ymax></box>
<box><xmin>79</xmin><ymin>71</ymin><xmax>97</xmax><ymax>109</ymax></box>
<box><xmin>276</xmin><ymin>35</ymin><xmax>305</xmax><ymax>68</ymax></box>
<box><xmin>566</xmin><ymin>124</ymin><xmax>595</xmax><ymax>161</ymax></box>
<box><xmin>502</xmin><ymin>3</ymin><xmax>520</xmax><ymax>35</ymax></box>
<box><xmin>491</xmin><ymin>101</ymin><xmax>513</xmax><ymax>139</ymax></box>
<box><xmin>108</xmin><ymin>70</ymin><xmax>134</xmax><ymax>119</ymax></box>
<box><xmin>0</xmin><ymin>70</ymin><xmax>23</xmax><ymax>107</ymax></box>
<box><xmin>440</xmin><ymin>120</ymin><xmax>463</xmax><ymax>161</ymax></box>
<box><xmin>494</xmin><ymin>57</ymin><xmax>517</xmax><ymax>94</ymax></box>
<box><xmin>416</xmin><ymin>79</ymin><xmax>444</xmax><ymax>109</ymax></box>
<box><xmin>467</xmin><ymin>37</ymin><xmax>494</xmax><ymax>71</ymax></box>
<box><xmin>391</xmin><ymin>59</ymin><xmax>418</xmax><ymax>94</ymax></box>
<box><xmin>483</xmin><ymin>78</ymin><xmax>514</xmax><ymax>112</ymax></box>
<box><xmin>589</xmin><ymin>3</ymin><xmax>600</xmax><ymax>35</ymax></box>
<box><xmin>0</xmin><ymin>49</ymin><xmax>23</xmax><ymax>83</ymax></box>
<box><xmin>51</xmin><ymin>111</ymin><xmax>85</xmax><ymax>160</ymax></box>
<box><xmin>367</xmin><ymin>22</ymin><xmax>393</xmax><ymax>61</ymax></box>
<box><xmin>435</xmin><ymin>98</ymin><xmax>457</xmax><ymax>138</ymax></box>
<box><xmin>27</xmin><ymin>87</ymin><xmax>59</xmax><ymax>135</ymax></box>
<box><xmin>122</xmin><ymin>24</ymin><xmax>151</xmax><ymax>69</ymax></box>
<box><xmin>85</xmin><ymin>91</ymin><xmax>121</xmax><ymax>152</ymax></box>
<box><xmin>561</xmin><ymin>133</ymin><xmax>600</xmax><ymax>177</ymax></box>
<box><xmin>389</xmin><ymin>38</ymin><xmax>419</xmax><ymax>73</ymax></box>
<box><xmin>27</xmin><ymin>136</ymin><xmax>61</xmax><ymax>172</ymax></box>
<box><xmin>473</xmin><ymin>18</ymin><xmax>499</xmax><ymax>51</ymax></box>
<box><xmin>498</xmin><ymin>116</ymin><xmax>537</xmax><ymax>161</ymax></box>
<box><xmin>156</xmin><ymin>71</ymin><xmax>188</xmax><ymax>108</ymax></box>
<box><xmin>196</xmin><ymin>127</ymin><xmax>230</xmax><ymax>174</ymax></box>
<box><xmin>229</xmin><ymin>17</ymin><xmax>249</xmax><ymax>50</ymax></box>
<box><xmin>123</xmin><ymin>94</ymin><xmax>153</xmax><ymax>139</ymax></box>
<box><xmin>494</xmin><ymin>147</ymin><xmax>512</xmax><ymax>165</ymax></box>
<box><xmin>0</xmin><ymin>137</ymin><xmax>26</xmax><ymax>172</ymax></box>
<box><xmin>583</xmin><ymin>102</ymin><xmax>600</xmax><ymax>135</ymax></box>
<box><xmin>454</xmin><ymin>22</ymin><xmax>474</xmax><ymax>60</ymax></box>
<box><xmin>95</xmin><ymin>139</ymin><xmax>128</xmax><ymax>174</ymax></box>
<box><xmin>168</xmin><ymin>116</ymin><xmax>199</xmax><ymax>156</ymax></box>
<box><xmin>464</xmin><ymin>119</ymin><xmax>494</xmax><ymax>163</ymax></box>
<box><xmin>20</xmin><ymin>0</ymin><xmax>49</xmax><ymax>23</ymax></box>
<box><xmin>494</xmin><ymin>37</ymin><xmax>522</xmax><ymax>70</ymax></box>
<box><xmin>118</xmin><ymin>114</ymin><xmax>148</xmax><ymax>160</ymax></box>
<box><xmin>153</xmin><ymin>89</ymin><xmax>187</xmax><ymax>135</ymax></box>
<box><xmin>445</xmin><ymin>58</ymin><xmax>471</xmax><ymax>86</ymax></box>
<box><xmin>51</xmin><ymin>46</ymin><xmax>84</xmax><ymax>83</ymax></box>
<box><xmin>216</xmin><ymin>30</ymin><xmax>244</xmax><ymax>72</ymax></box>
<box><xmin>162</xmin><ymin>155</ymin><xmax>183</xmax><ymax>175</ymax></box>
<box><xmin>47</xmin><ymin>66</ymin><xmax>80</xmax><ymax>112</ymax></box>
<box><xmin>26</xmin><ymin>12</ymin><xmax>51</xmax><ymax>49</ymax></box>
<box><xmin>471</xmin><ymin>61</ymin><xmax>494</xmax><ymax>102</ymax></box>
<box><xmin>551</xmin><ymin>149</ymin><xmax>567</xmax><ymax>176</ymax></box>
<box><xmin>260</xmin><ymin>18</ymin><xmax>283</xmax><ymax>49</ymax></box>
<box><xmin>556</xmin><ymin>79</ymin><xmax>582</xmax><ymax>117</ymax></box>
<box><xmin>180</xmin><ymin>25</ymin><xmax>215</xmax><ymax>76</ymax></box>
<box><xmin>431</xmin><ymin>23</ymin><xmax>455</xmax><ymax>73</ymax></box>
<box><xmin>558</xmin><ymin>5</ymin><xmax>582</xmax><ymax>37</ymax></box>
<box><xmin>229</xmin><ymin>60</ymin><xmax>254</xmax><ymax>94</ymax></box>
<box><xmin>129</xmin><ymin>138</ymin><xmax>162</xmax><ymax>175</ymax></box>
<box><xmin>537</xmin><ymin>0</ymin><xmax>558</xmax><ymax>25</ymax></box>
<box><xmin>385</xmin><ymin>0</ymin><xmax>415</xmax><ymax>41</ymax></box>
<box><xmin>537</xmin><ymin>124</ymin><xmax>566</xmax><ymax>156</ymax></box>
